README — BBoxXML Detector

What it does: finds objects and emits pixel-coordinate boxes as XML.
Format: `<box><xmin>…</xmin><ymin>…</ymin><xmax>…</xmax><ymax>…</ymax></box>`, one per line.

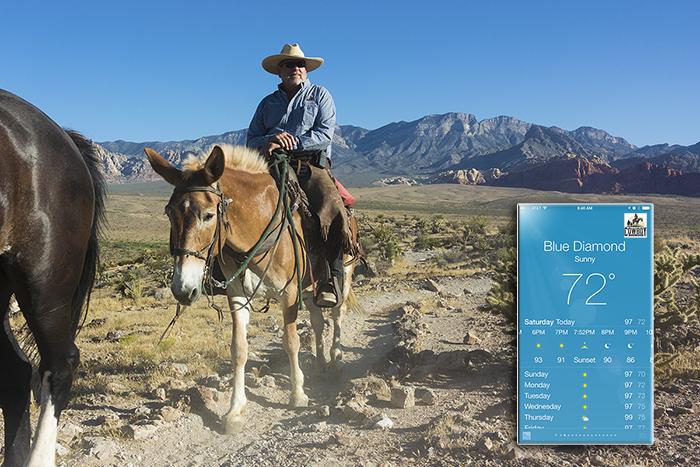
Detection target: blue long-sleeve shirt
<box><xmin>246</xmin><ymin>79</ymin><xmax>336</xmax><ymax>167</ymax></box>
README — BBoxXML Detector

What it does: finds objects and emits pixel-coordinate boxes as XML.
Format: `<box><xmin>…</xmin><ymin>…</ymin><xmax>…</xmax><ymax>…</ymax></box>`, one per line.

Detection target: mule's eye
<box><xmin>203</xmin><ymin>212</ymin><xmax>215</xmax><ymax>222</ymax></box>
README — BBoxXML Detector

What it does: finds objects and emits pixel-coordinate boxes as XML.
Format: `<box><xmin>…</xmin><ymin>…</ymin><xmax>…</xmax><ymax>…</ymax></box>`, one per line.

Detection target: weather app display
<box><xmin>517</xmin><ymin>204</ymin><xmax>653</xmax><ymax>445</ymax></box>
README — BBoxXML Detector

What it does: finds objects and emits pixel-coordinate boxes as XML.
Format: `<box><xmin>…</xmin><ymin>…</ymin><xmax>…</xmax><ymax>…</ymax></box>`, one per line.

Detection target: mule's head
<box><xmin>145</xmin><ymin>146</ymin><xmax>226</xmax><ymax>306</ymax></box>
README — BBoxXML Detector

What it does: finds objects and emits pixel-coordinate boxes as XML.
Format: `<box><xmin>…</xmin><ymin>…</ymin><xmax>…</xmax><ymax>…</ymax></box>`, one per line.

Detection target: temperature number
<box><xmin>563</xmin><ymin>273</ymin><xmax>614</xmax><ymax>305</ymax></box>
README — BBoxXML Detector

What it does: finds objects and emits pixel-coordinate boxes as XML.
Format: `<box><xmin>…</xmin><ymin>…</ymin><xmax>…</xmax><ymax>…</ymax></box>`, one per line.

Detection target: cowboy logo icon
<box><xmin>624</xmin><ymin>213</ymin><xmax>647</xmax><ymax>238</ymax></box>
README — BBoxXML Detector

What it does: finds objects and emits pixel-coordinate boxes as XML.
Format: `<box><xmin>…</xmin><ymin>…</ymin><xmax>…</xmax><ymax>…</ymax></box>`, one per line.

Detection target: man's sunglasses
<box><xmin>281</xmin><ymin>61</ymin><xmax>306</xmax><ymax>69</ymax></box>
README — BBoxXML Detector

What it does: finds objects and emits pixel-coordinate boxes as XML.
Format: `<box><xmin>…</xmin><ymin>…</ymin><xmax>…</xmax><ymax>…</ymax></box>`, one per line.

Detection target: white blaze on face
<box><xmin>168</xmin><ymin>194</ymin><xmax>217</xmax><ymax>305</ymax></box>
<box><xmin>24</xmin><ymin>373</ymin><xmax>58</xmax><ymax>467</ymax></box>
<box><xmin>171</xmin><ymin>255</ymin><xmax>206</xmax><ymax>304</ymax></box>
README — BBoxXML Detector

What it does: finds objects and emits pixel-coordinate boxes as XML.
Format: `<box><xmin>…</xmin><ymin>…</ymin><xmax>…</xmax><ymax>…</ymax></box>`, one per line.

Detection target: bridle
<box><xmin>171</xmin><ymin>182</ymin><xmax>231</xmax><ymax>262</ymax></box>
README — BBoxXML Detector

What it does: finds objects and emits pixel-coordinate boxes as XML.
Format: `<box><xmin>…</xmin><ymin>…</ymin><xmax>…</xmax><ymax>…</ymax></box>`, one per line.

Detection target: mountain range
<box><xmin>96</xmin><ymin>113</ymin><xmax>700</xmax><ymax>196</ymax></box>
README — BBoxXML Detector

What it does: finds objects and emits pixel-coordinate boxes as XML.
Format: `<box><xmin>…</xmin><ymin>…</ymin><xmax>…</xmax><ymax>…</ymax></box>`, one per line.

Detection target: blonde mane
<box><xmin>182</xmin><ymin>144</ymin><xmax>269</xmax><ymax>177</ymax></box>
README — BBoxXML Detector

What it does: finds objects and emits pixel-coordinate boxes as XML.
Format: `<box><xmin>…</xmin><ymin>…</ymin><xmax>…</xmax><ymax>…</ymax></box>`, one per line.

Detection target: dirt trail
<box><xmin>48</xmin><ymin>269</ymin><xmax>494</xmax><ymax>467</ymax></box>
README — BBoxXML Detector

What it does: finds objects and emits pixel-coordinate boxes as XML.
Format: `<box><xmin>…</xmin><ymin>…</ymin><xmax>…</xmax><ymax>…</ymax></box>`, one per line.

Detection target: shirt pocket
<box><xmin>302</xmin><ymin>100</ymin><xmax>319</xmax><ymax>127</ymax></box>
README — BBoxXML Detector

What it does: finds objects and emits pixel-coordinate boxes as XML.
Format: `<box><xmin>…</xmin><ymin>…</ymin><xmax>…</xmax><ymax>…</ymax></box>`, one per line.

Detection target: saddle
<box><xmin>280</xmin><ymin>160</ymin><xmax>356</xmax><ymax>256</ymax></box>
<box><xmin>208</xmin><ymin>157</ymin><xmax>362</xmax><ymax>299</ymax></box>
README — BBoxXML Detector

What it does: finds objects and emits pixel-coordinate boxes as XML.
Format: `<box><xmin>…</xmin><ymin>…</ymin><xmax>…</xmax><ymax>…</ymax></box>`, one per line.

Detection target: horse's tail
<box><xmin>66</xmin><ymin>130</ymin><xmax>107</xmax><ymax>338</ymax></box>
<box><xmin>344</xmin><ymin>287</ymin><xmax>363</xmax><ymax>315</ymax></box>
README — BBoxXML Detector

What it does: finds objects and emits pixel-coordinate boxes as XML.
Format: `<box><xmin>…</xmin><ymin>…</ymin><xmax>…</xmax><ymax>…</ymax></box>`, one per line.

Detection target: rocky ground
<box><xmin>3</xmin><ymin>253</ymin><xmax>700</xmax><ymax>467</ymax></box>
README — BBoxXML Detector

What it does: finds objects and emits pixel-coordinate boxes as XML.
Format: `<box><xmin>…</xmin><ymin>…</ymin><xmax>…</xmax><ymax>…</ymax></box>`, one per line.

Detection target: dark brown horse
<box><xmin>146</xmin><ymin>144</ymin><xmax>359</xmax><ymax>434</ymax></box>
<box><xmin>0</xmin><ymin>89</ymin><xmax>105</xmax><ymax>467</ymax></box>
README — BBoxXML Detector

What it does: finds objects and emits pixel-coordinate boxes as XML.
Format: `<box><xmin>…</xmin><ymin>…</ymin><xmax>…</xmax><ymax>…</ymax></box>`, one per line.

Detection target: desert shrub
<box><xmin>485</xmin><ymin>247</ymin><xmax>516</xmax><ymax>323</ymax></box>
<box><xmin>372</xmin><ymin>226</ymin><xmax>401</xmax><ymax>261</ymax></box>
<box><xmin>429</xmin><ymin>217</ymin><xmax>444</xmax><ymax>234</ymax></box>
<box><xmin>360</xmin><ymin>237</ymin><xmax>375</xmax><ymax>251</ymax></box>
<box><xmin>654</xmin><ymin>246</ymin><xmax>700</xmax><ymax>331</ymax></box>
<box><xmin>440</xmin><ymin>249</ymin><xmax>469</xmax><ymax>265</ymax></box>
<box><xmin>414</xmin><ymin>235</ymin><xmax>438</xmax><ymax>250</ymax></box>
<box><xmin>116</xmin><ymin>271</ymin><xmax>143</xmax><ymax>299</ymax></box>
<box><xmin>136</xmin><ymin>246</ymin><xmax>172</xmax><ymax>270</ymax></box>
<box><xmin>457</xmin><ymin>216</ymin><xmax>489</xmax><ymax>249</ymax></box>
<box><xmin>373</xmin><ymin>227</ymin><xmax>393</xmax><ymax>242</ymax></box>
<box><xmin>415</xmin><ymin>219</ymin><xmax>428</xmax><ymax>231</ymax></box>
<box><xmin>380</xmin><ymin>239</ymin><xmax>401</xmax><ymax>262</ymax></box>
<box><xmin>472</xmin><ymin>235</ymin><xmax>488</xmax><ymax>250</ymax></box>
<box><xmin>471</xmin><ymin>215</ymin><xmax>488</xmax><ymax>232</ymax></box>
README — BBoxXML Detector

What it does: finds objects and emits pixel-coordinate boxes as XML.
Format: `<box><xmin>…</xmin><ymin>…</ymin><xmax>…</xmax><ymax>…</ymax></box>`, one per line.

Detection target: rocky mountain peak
<box><xmin>95</xmin><ymin>112</ymin><xmax>698</xmax><ymax>192</ymax></box>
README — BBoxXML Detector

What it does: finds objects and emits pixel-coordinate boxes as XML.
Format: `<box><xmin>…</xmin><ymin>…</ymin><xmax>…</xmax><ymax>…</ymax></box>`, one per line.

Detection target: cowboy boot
<box><xmin>316</xmin><ymin>246</ymin><xmax>343</xmax><ymax>307</ymax></box>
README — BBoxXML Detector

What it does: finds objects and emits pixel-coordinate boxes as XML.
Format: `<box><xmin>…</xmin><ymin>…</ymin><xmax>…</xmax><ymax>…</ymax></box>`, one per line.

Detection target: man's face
<box><xmin>277</xmin><ymin>60</ymin><xmax>307</xmax><ymax>89</ymax></box>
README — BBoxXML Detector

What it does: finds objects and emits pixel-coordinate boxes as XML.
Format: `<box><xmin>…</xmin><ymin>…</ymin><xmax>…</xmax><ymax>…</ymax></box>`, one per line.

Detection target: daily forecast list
<box><xmin>517</xmin><ymin>204</ymin><xmax>653</xmax><ymax>445</ymax></box>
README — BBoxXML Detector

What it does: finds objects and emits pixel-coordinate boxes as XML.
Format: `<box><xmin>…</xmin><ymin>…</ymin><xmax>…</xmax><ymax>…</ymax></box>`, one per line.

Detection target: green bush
<box><xmin>380</xmin><ymin>239</ymin><xmax>401</xmax><ymax>262</ymax></box>
<box><xmin>415</xmin><ymin>219</ymin><xmax>428</xmax><ymax>231</ymax></box>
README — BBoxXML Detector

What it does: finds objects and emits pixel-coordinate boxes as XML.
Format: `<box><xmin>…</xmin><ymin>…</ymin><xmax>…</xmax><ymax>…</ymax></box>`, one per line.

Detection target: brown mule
<box><xmin>146</xmin><ymin>144</ymin><xmax>360</xmax><ymax>434</ymax></box>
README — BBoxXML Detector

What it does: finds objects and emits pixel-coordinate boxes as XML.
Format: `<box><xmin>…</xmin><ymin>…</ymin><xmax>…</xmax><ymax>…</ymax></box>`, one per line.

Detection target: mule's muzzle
<box><xmin>172</xmin><ymin>282</ymin><xmax>202</xmax><ymax>306</ymax></box>
<box><xmin>171</xmin><ymin>258</ymin><xmax>205</xmax><ymax>306</ymax></box>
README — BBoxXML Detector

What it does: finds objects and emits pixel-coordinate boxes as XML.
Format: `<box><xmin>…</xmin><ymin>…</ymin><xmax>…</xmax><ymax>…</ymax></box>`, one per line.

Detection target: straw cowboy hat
<box><xmin>262</xmin><ymin>43</ymin><xmax>324</xmax><ymax>74</ymax></box>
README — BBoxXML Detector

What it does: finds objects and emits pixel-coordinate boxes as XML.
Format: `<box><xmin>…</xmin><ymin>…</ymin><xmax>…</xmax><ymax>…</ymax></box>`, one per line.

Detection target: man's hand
<box><xmin>262</xmin><ymin>132</ymin><xmax>296</xmax><ymax>157</ymax></box>
<box><xmin>270</xmin><ymin>132</ymin><xmax>296</xmax><ymax>150</ymax></box>
<box><xmin>261</xmin><ymin>141</ymin><xmax>281</xmax><ymax>157</ymax></box>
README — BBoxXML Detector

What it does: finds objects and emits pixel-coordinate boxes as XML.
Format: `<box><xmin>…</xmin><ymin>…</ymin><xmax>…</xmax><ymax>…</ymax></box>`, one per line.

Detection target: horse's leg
<box><xmin>327</xmin><ymin>302</ymin><xmax>345</xmax><ymax>376</ymax></box>
<box><xmin>281</xmin><ymin>298</ymin><xmax>308</xmax><ymax>408</ymax></box>
<box><xmin>0</xmin><ymin>285</ymin><xmax>33</xmax><ymax>467</ymax></box>
<box><xmin>221</xmin><ymin>297</ymin><xmax>249</xmax><ymax>435</ymax></box>
<box><xmin>19</xmin><ymin>298</ymin><xmax>78</xmax><ymax>467</ymax></box>
<box><xmin>308</xmin><ymin>302</ymin><xmax>327</xmax><ymax>378</ymax></box>
<box><xmin>328</xmin><ymin>261</ymin><xmax>354</xmax><ymax>376</ymax></box>
<box><xmin>9</xmin><ymin>249</ymin><xmax>84</xmax><ymax>467</ymax></box>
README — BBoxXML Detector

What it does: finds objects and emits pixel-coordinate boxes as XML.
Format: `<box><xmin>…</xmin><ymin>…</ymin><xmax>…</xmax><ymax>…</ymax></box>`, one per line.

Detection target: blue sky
<box><xmin>2</xmin><ymin>1</ymin><xmax>698</xmax><ymax>148</ymax></box>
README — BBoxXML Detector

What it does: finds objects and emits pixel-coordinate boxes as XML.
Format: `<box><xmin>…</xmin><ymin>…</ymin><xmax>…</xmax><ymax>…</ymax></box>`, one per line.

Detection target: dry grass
<box><xmin>67</xmin><ymin>292</ymin><xmax>276</xmax><ymax>399</ymax></box>
<box><xmin>656</xmin><ymin>351</ymin><xmax>700</xmax><ymax>380</ymax></box>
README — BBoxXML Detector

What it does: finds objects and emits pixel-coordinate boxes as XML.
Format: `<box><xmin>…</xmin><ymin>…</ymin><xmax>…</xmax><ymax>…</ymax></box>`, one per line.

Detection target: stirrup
<box><xmin>316</xmin><ymin>279</ymin><xmax>339</xmax><ymax>308</ymax></box>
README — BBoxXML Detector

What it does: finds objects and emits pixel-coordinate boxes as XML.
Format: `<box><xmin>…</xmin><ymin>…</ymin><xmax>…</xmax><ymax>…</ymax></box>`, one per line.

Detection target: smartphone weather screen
<box><xmin>517</xmin><ymin>204</ymin><xmax>653</xmax><ymax>444</ymax></box>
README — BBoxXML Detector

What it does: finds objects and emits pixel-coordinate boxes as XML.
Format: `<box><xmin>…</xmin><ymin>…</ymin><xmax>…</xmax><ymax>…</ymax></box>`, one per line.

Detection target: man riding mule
<box><xmin>145</xmin><ymin>143</ymin><xmax>360</xmax><ymax>434</ymax></box>
<box><xmin>247</xmin><ymin>43</ymin><xmax>352</xmax><ymax>308</ymax></box>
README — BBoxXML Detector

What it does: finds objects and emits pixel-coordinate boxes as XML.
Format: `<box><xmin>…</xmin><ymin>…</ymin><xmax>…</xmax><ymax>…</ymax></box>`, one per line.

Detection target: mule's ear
<box><xmin>203</xmin><ymin>145</ymin><xmax>226</xmax><ymax>185</ymax></box>
<box><xmin>145</xmin><ymin>148</ymin><xmax>182</xmax><ymax>186</ymax></box>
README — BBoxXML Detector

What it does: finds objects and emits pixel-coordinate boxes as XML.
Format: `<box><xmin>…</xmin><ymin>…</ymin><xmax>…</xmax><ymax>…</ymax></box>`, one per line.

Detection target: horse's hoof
<box><xmin>290</xmin><ymin>393</ymin><xmax>309</xmax><ymax>408</ymax></box>
<box><xmin>223</xmin><ymin>416</ymin><xmax>245</xmax><ymax>435</ymax></box>
<box><xmin>327</xmin><ymin>361</ymin><xmax>345</xmax><ymax>378</ymax></box>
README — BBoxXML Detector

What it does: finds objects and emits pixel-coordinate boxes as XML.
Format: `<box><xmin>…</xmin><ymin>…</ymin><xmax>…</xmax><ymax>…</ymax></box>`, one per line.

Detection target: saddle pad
<box><xmin>334</xmin><ymin>178</ymin><xmax>355</xmax><ymax>207</ymax></box>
